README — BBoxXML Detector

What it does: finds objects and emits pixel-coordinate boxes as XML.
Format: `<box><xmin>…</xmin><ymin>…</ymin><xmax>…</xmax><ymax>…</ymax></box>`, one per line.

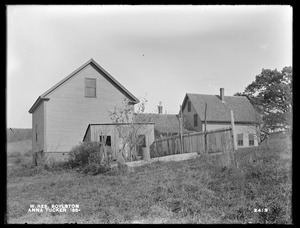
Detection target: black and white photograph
<box><xmin>6</xmin><ymin>5</ymin><xmax>292</xmax><ymax>224</ymax></box>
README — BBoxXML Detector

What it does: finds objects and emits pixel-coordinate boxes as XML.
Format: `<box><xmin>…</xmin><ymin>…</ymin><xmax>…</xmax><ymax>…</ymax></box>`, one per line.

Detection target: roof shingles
<box><xmin>186</xmin><ymin>93</ymin><xmax>261</xmax><ymax>123</ymax></box>
<box><xmin>134</xmin><ymin>113</ymin><xmax>192</xmax><ymax>134</ymax></box>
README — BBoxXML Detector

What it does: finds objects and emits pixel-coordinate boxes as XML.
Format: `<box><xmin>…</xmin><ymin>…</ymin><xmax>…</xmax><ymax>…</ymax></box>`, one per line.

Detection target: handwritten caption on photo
<box><xmin>28</xmin><ymin>204</ymin><xmax>80</xmax><ymax>213</ymax></box>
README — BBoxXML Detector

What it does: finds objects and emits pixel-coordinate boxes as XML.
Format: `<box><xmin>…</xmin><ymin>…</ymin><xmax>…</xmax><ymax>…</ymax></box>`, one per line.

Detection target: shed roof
<box><xmin>182</xmin><ymin>93</ymin><xmax>261</xmax><ymax>124</ymax></box>
<box><xmin>83</xmin><ymin>122</ymin><xmax>155</xmax><ymax>141</ymax></box>
<box><xmin>29</xmin><ymin>58</ymin><xmax>139</xmax><ymax>113</ymax></box>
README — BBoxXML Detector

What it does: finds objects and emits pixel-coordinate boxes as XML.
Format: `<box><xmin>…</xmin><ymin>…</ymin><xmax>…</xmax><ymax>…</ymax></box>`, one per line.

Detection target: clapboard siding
<box><xmin>204</xmin><ymin>123</ymin><xmax>259</xmax><ymax>147</ymax></box>
<box><xmin>44</xmin><ymin>64</ymin><xmax>133</xmax><ymax>153</ymax></box>
<box><xmin>32</xmin><ymin>101</ymin><xmax>44</xmax><ymax>153</ymax></box>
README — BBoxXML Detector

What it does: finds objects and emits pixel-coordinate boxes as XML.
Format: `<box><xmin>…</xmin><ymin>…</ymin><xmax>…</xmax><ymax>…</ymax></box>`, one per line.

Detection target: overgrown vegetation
<box><xmin>67</xmin><ymin>141</ymin><xmax>111</xmax><ymax>175</ymax></box>
<box><xmin>7</xmin><ymin>133</ymin><xmax>292</xmax><ymax>224</ymax></box>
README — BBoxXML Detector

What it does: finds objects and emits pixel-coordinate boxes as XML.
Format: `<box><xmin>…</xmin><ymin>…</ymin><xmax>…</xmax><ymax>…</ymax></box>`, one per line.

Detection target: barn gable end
<box><xmin>29</xmin><ymin>59</ymin><xmax>140</xmax><ymax>159</ymax></box>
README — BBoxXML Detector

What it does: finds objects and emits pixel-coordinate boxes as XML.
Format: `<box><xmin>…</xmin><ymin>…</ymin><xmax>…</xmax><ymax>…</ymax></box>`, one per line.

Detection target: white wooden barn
<box><xmin>28</xmin><ymin>59</ymin><xmax>141</xmax><ymax>161</ymax></box>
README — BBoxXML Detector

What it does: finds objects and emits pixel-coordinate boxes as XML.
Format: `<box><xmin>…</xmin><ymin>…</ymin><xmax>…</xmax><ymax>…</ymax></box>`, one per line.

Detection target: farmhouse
<box><xmin>180</xmin><ymin>88</ymin><xmax>262</xmax><ymax>147</ymax></box>
<box><xmin>28</xmin><ymin>58</ymin><xmax>143</xmax><ymax>161</ymax></box>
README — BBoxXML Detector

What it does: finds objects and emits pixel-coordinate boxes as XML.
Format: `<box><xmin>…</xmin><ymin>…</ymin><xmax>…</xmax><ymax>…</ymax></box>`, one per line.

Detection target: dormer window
<box><xmin>85</xmin><ymin>78</ymin><xmax>96</xmax><ymax>98</ymax></box>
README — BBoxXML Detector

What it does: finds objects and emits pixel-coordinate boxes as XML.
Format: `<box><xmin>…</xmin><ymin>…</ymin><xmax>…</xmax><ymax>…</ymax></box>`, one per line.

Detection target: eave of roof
<box><xmin>28</xmin><ymin>96</ymin><xmax>50</xmax><ymax>114</ymax></box>
<box><xmin>29</xmin><ymin>58</ymin><xmax>139</xmax><ymax>113</ymax></box>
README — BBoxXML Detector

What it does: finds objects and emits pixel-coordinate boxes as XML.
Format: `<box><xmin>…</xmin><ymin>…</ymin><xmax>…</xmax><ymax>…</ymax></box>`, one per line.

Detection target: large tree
<box><xmin>234</xmin><ymin>66</ymin><xmax>292</xmax><ymax>132</ymax></box>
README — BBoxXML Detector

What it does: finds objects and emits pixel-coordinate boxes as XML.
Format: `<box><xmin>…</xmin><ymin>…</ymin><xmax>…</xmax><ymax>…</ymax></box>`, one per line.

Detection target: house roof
<box><xmin>29</xmin><ymin>58</ymin><xmax>139</xmax><ymax>113</ymax></box>
<box><xmin>182</xmin><ymin>93</ymin><xmax>261</xmax><ymax>124</ymax></box>
<box><xmin>134</xmin><ymin>113</ymin><xmax>193</xmax><ymax>134</ymax></box>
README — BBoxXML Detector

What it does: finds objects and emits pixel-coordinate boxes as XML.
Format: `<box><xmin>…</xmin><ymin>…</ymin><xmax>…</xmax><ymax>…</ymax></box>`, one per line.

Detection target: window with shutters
<box><xmin>249</xmin><ymin>134</ymin><xmax>255</xmax><ymax>146</ymax></box>
<box><xmin>237</xmin><ymin>133</ymin><xmax>243</xmax><ymax>146</ymax></box>
<box><xmin>85</xmin><ymin>78</ymin><xmax>96</xmax><ymax>98</ymax></box>
<box><xmin>188</xmin><ymin>101</ymin><xmax>191</xmax><ymax>112</ymax></box>
<box><xmin>194</xmin><ymin>114</ymin><xmax>198</xmax><ymax>127</ymax></box>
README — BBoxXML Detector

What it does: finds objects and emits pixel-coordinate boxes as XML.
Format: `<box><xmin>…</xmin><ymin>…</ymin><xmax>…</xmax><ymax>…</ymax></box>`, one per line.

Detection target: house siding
<box><xmin>32</xmin><ymin>101</ymin><xmax>44</xmax><ymax>153</ymax></box>
<box><xmin>182</xmin><ymin>98</ymin><xmax>202</xmax><ymax>132</ymax></box>
<box><xmin>44</xmin><ymin>64</ymin><xmax>134</xmax><ymax>154</ymax></box>
<box><xmin>203</xmin><ymin>122</ymin><xmax>259</xmax><ymax>147</ymax></box>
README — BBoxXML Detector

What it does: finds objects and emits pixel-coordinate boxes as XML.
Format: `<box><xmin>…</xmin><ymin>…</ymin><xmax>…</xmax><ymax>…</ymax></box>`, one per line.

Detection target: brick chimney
<box><xmin>220</xmin><ymin>88</ymin><xmax>225</xmax><ymax>102</ymax></box>
<box><xmin>158</xmin><ymin>101</ymin><xmax>163</xmax><ymax>114</ymax></box>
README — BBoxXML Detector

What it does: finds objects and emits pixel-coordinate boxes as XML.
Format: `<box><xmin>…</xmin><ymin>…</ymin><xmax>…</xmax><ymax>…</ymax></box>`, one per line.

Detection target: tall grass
<box><xmin>7</xmin><ymin>134</ymin><xmax>292</xmax><ymax>224</ymax></box>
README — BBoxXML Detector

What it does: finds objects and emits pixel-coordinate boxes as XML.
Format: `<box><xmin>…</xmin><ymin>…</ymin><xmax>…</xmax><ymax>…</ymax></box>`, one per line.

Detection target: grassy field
<box><xmin>6</xmin><ymin>133</ymin><xmax>292</xmax><ymax>224</ymax></box>
<box><xmin>7</xmin><ymin>140</ymin><xmax>31</xmax><ymax>156</ymax></box>
<box><xmin>7</xmin><ymin>140</ymin><xmax>32</xmax><ymax>168</ymax></box>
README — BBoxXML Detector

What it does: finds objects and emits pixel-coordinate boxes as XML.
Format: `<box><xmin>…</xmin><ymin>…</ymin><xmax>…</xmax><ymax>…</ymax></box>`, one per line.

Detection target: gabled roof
<box><xmin>29</xmin><ymin>58</ymin><xmax>139</xmax><ymax>113</ymax></box>
<box><xmin>182</xmin><ymin>93</ymin><xmax>261</xmax><ymax>124</ymax></box>
<box><xmin>134</xmin><ymin>113</ymin><xmax>193</xmax><ymax>134</ymax></box>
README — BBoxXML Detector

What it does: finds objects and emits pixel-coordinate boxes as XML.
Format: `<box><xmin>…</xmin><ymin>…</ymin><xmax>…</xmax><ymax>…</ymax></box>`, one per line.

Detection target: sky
<box><xmin>7</xmin><ymin>5</ymin><xmax>292</xmax><ymax>128</ymax></box>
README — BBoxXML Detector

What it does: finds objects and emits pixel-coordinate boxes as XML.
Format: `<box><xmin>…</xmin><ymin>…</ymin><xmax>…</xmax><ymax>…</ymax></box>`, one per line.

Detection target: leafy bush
<box><xmin>67</xmin><ymin>141</ymin><xmax>111</xmax><ymax>175</ymax></box>
<box><xmin>67</xmin><ymin>142</ymin><xmax>100</xmax><ymax>168</ymax></box>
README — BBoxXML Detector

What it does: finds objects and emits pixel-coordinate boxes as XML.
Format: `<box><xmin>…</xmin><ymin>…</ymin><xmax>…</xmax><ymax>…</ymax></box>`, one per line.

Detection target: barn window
<box><xmin>36</xmin><ymin>125</ymin><xmax>38</xmax><ymax>142</ymax></box>
<box><xmin>237</xmin><ymin>133</ymin><xmax>243</xmax><ymax>146</ymax></box>
<box><xmin>188</xmin><ymin>101</ymin><xmax>191</xmax><ymax>112</ymax></box>
<box><xmin>194</xmin><ymin>114</ymin><xmax>198</xmax><ymax>127</ymax></box>
<box><xmin>100</xmin><ymin>135</ymin><xmax>111</xmax><ymax>146</ymax></box>
<box><xmin>85</xmin><ymin>78</ymin><xmax>96</xmax><ymax>98</ymax></box>
<box><xmin>249</xmin><ymin>134</ymin><xmax>254</xmax><ymax>146</ymax></box>
<box><xmin>138</xmin><ymin>135</ymin><xmax>146</xmax><ymax>147</ymax></box>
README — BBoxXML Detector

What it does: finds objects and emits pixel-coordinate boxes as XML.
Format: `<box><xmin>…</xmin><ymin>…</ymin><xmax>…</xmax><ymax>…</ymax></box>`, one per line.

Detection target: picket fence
<box><xmin>150</xmin><ymin>127</ymin><xmax>233</xmax><ymax>158</ymax></box>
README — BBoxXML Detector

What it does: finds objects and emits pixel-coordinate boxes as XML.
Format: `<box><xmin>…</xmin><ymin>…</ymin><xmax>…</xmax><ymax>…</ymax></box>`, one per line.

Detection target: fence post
<box><xmin>230</xmin><ymin>110</ymin><xmax>238</xmax><ymax>151</ymax></box>
<box><xmin>230</xmin><ymin>110</ymin><xmax>238</xmax><ymax>168</ymax></box>
<box><xmin>180</xmin><ymin>105</ymin><xmax>184</xmax><ymax>154</ymax></box>
<box><xmin>204</xmin><ymin>102</ymin><xmax>208</xmax><ymax>154</ymax></box>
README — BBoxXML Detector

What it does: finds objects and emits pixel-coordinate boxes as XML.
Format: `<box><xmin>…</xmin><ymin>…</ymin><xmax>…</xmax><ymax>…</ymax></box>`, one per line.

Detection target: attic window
<box><xmin>85</xmin><ymin>78</ymin><xmax>96</xmax><ymax>98</ymax></box>
<box><xmin>188</xmin><ymin>101</ymin><xmax>191</xmax><ymax>112</ymax></box>
<box><xmin>194</xmin><ymin>114</ymin><xmax>198</xmax><ymax>127</ymax></box>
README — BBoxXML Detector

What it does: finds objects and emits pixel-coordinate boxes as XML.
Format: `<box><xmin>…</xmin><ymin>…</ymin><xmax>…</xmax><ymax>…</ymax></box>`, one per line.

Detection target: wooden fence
<box><xmin>150</xmin><ymin>127</ymin><xmax>233</xmax><ymax>158</ymax></box>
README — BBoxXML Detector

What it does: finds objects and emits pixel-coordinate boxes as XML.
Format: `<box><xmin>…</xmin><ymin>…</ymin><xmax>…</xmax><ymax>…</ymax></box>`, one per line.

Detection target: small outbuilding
<box><xmin>83</xmin><ymin>123</ymin><xmax>155</xmax><ymax>161</ymax></box>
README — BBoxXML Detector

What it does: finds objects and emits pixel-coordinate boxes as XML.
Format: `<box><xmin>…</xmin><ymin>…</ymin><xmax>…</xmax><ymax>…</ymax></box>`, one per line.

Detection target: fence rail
<box><xmin>150</xmin><ymin>127</ymin><xmax>233</xmax><ymax>158</ymax></box>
